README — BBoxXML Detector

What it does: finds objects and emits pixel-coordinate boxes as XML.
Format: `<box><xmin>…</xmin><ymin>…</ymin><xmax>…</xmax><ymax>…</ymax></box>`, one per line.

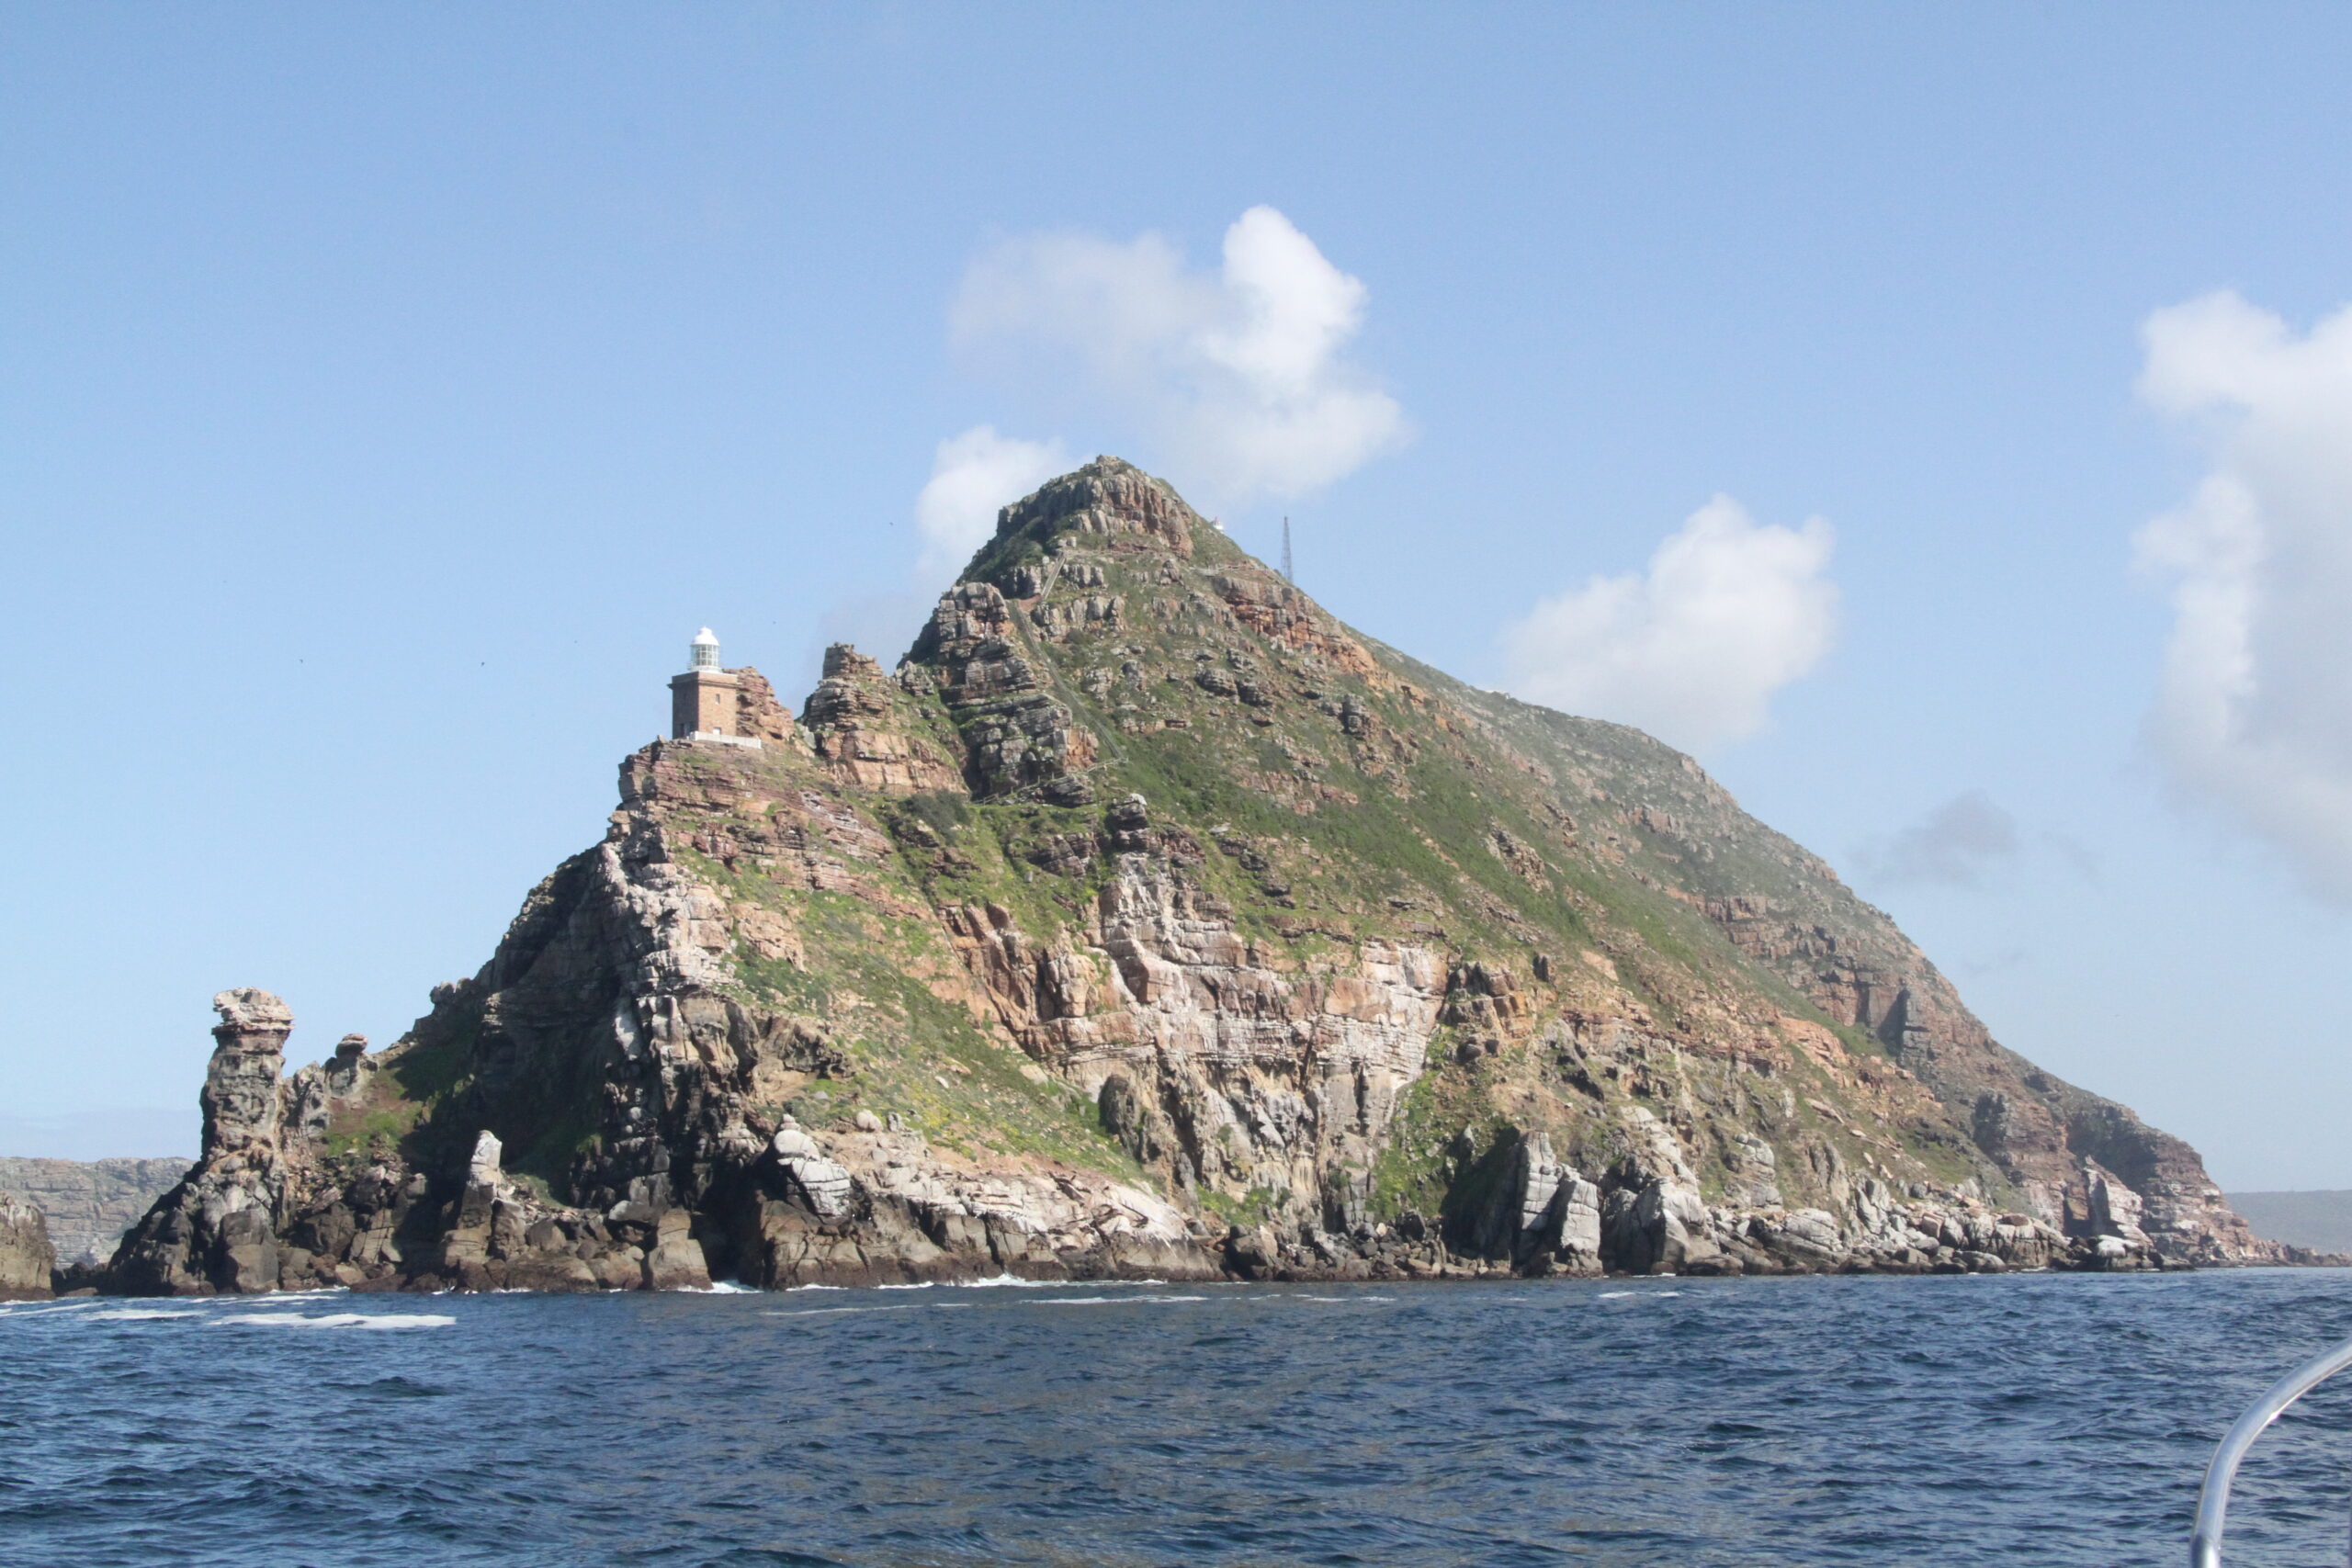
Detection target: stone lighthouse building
<box><xmin>668</xmin><ymin>628</ymin><xmax>795</xmax><ymax>746</ymax></box>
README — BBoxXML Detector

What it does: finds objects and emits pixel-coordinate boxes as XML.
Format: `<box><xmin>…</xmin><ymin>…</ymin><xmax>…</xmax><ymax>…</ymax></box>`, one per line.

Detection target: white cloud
<box><xmin>1499</xmin><ymin>496</ymin><xmax>1838</xmax><ymax>753</ymax></box>
<box><xmin>1852</xmin><ymin>792</ymin><xmax>2102</xmax><ymax>892</ymax></box>
<box><xmin>2135</xmin><ymin>290</ymin><xmax>2352</xmax><ymax>902</ymax></box>
<box><xmin>1855</xmin><ymin>791</ymin><xmax>2022</xmax><ymax>888</ymax></box>
<box><xmin>913</xmin><ymin>424</ymin><xmax>1070</xmax><ymax>582</ymax></box>
<box><xmin>950</xmin><ymin>205</ymin><xmax>1408</xmax><ymax>503</ymax></box>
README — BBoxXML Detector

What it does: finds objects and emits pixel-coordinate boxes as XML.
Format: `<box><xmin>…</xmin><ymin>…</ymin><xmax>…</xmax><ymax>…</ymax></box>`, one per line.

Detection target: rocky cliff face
<box><xmin>111</xmin><ymin>457</ymin><xmax>2291</xmax><ymax>1294</ymax></box>
<box><xmin>0</xmin><ymin>1191</ymin><xmax>57</xmax><ymax>1300</ymax></box>
<box><xmin>0</xmin><ymin>1158</ymin><xmax>187</xmax><ymax>1267</ymax></box>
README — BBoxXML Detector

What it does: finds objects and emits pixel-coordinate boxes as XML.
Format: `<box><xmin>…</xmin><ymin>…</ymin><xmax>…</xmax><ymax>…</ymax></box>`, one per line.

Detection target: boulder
<box><xmin>643</xmin><ymin>1209</ymin><xmax>713</xmax><ymax>1291</ymax></box>
<box><xmin>1758</xmin><ymin>1208</ymin><xmax>1849</xmax><ymax>1270</ymax></box>
<box><xmin>0</xmin><ymin>1192</ymin><xmax>56</xmax><ymax>1301</ymax></box>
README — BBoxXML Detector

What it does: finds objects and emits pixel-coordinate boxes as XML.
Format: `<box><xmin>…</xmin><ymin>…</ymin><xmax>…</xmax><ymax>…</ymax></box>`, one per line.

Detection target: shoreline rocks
<box><xmin>91</xmin><ymin>991</ymin><xmax>2302</xmax><ymax>1293</ymax></box>
<box><xmin>0</xmin><ymin>1192</ymin><xmax>56</xmax><ymax>1301</ymax></box>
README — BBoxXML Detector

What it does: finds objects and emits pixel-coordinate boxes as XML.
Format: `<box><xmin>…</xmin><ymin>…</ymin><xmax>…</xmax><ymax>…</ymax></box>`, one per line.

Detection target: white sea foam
<box><xmin>784</xmin><ymin>1273</ymin><xmax>1184</xmax><ymax>1295</ymax></box>
<box><xmin>764</xmin><ymin>1303</ymin><xmax>924</xmax><ymax>1318</ymax></box>
<box><xmin>217</xmin><ymin>1313</ymin><xmax>454</xmax><ymax>1330</ymax></box>
<box><xmin>0</xmin><ymin>1298</ymin><xmax>105</xmax><ymax>1314</ymax></box>
<box><xmin>768</xmin><ymin>1274</ymin><xmax>1193</xmax><ymax>1303</ymax></box>
<box><xmin>969</xmin><ymin>1273</ymin><xmax>1182</xmax><ymax>1289</ymax></box>
<box><xmin>87</xmin><ymin>1308</ymin><xmax>198</xmax><ymax>1321</ymax></box>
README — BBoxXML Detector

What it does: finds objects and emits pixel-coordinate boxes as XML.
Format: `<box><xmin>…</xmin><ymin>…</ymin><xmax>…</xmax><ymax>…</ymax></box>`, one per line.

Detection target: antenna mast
<box><xmin>1282</xmin><ymin>516</ymin><xmax>1293</xmax><ymax>583</ymax></box>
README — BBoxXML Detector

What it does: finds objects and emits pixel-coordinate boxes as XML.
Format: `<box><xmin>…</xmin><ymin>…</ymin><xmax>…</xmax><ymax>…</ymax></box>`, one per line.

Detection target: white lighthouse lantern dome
<box><xmin>690</xmin><ymin>627</ymin><xmax>721</xmax><ymax>671</ymax></box>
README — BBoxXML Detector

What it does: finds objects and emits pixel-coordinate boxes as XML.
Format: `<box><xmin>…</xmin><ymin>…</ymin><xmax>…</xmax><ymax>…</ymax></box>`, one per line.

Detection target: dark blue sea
<box><xmin>6</xmin><ymin>1269</ymin><xmax>2352</xmax><ymax>1566</ymax></box>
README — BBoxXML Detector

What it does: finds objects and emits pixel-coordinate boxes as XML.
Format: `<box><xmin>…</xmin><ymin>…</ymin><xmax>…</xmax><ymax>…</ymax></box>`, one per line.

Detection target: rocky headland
<box><xmin>105</xmin><ymin>458</ymin><xmax>2312</xmax><ymax>1296</ymax></box>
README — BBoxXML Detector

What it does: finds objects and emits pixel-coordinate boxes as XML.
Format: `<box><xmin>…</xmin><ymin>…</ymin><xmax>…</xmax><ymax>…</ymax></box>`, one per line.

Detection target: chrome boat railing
<box><xmin>2192</xmin><ymin>1336</ymin><xmax>2352</xmax><ymax>1566</ymax></box>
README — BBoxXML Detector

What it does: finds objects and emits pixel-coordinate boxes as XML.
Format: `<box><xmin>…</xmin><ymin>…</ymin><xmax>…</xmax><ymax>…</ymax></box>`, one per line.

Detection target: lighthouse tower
<box><xmin>670</xmin><ymin>627</ymin><xmax>748</xmax><ymax>743</ymax></box>
<box><xmin>666</xmin><ymin>627</ymin><xmax>793</xmax><ymax>746</ymax></box>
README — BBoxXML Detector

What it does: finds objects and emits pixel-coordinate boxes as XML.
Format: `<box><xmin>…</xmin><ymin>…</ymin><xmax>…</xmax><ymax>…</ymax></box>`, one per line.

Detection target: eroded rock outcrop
<box><xmin>112</xmin><ymin>989</ymin><xmax>297</xmax><ymax>1294</ymax></box>
<box><xmin>945</xmin><ymin>818</ymin><xmax>1444</xmax><ymax>1211</ymax></box>
<box><xmin>0</xmin><ymin>1192</ymin><xmax>56</xmax><ymax>1300</ymax></box>
<box><xmin>801</xmin><ymin>643</ymin><xmax>964</xmax><ymax>795</ymax></box>
<box><xmin>734</xmin><ymin>1116</ymin><xmax>1213</xmax><ymax>1287</ymax></box>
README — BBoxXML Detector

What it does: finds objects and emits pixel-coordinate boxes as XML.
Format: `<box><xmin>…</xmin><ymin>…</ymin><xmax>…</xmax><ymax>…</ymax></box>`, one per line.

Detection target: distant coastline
<box><xmin>2227</xmin><ymin>1192</ymin><xmax>2352</xmax><ymax>1256</ymax></box>
<box><xmin>0</xmin><ymin>1156</ymin><xmax>187</xmax><ymax>1267</ymax></box>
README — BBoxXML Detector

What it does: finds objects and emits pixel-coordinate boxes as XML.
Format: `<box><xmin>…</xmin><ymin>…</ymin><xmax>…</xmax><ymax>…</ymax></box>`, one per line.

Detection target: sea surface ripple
<box><xmin>6</xmin><ymin>1269</ymin><xmax>2352</xmax><ymax>1565</ymax></box>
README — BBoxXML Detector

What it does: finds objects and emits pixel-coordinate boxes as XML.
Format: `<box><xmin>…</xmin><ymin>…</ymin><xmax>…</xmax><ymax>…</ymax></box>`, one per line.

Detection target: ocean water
<box><xmin>6</xmin><ymin>1269</ymin><xmax>2352</xmax><ymax>1566</ymax></box>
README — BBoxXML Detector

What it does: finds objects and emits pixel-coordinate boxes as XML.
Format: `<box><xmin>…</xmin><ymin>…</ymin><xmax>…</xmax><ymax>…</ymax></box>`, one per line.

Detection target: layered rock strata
<box><xmin>0</xmin><ymin>1157</ymin><xmax>188</xmax><ymax>1267</ymax></box>
<box><xmin>110</xmin><ymin>457</ymin><xmax>2292</xmax><ymax>1293</ymax></box>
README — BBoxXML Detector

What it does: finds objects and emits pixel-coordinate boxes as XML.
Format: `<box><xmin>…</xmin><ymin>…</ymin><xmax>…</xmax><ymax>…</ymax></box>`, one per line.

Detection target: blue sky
<box><xmin>6</xmin><ymin>5</ymin><xmax>2352</xmax><ymax>1188</ymax></box>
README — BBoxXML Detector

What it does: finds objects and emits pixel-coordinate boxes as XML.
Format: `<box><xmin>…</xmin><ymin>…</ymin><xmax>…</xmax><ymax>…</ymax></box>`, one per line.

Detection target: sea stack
<box><xmin>111</xmin><ymin>989</ymin><xmax>297</xmax><ymax>1294</ymax></box>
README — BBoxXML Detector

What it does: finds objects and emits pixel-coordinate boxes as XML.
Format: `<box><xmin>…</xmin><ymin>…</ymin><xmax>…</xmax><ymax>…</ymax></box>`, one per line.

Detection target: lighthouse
<box><xmin>669</xmin><ymin>628</ymin><xmax>763</xmax><ymax>745</ymax></box>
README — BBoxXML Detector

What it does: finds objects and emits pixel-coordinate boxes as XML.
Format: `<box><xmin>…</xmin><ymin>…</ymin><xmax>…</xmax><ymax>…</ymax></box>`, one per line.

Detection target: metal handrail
<box><xmin>2191</xmin><ymin>1335</ymin><xmax>2352</xmax><ymax>1566</ymax></box>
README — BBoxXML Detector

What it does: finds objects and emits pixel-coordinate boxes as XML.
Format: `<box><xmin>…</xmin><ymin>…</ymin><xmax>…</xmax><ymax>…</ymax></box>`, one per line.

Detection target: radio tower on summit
<box><xmin>1282</xmin><ymin>516</ymin><xmax>1293</xmax><ymax>583</ymax></box>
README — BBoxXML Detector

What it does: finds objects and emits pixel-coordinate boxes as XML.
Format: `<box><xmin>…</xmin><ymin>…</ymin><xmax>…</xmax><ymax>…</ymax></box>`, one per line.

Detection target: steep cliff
<box><xmin>113</xmin><ymin>457</ymin><xmax>2288</xmax><ymax>1294</ymax></box>
<box><xmin>0</xmin><ymin>1158</ymin><xmax>187</xmax><ymax>1266</ymax></box>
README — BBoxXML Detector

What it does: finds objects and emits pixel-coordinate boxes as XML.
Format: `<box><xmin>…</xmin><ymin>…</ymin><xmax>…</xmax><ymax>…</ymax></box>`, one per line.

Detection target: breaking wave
<box><xmin>214</xmin><ymin>1312</ymin><xmax>455</xmax><ymax>1330</ymax></box>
